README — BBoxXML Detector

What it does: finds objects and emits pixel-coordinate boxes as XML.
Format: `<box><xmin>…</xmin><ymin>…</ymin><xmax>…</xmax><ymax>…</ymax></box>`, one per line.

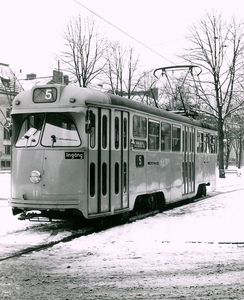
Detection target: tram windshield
<box><xmin>15</xmin><ymin>113</ymin><xmax>81</xmax><ymax>147</ymax></box>
<box><xmin>42</xmin><ymin>113</ymin><xmax>80</xmax><ymax>147</ymax></box>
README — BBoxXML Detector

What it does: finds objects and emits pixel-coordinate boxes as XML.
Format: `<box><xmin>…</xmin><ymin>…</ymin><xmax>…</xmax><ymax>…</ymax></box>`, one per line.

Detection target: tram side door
<box><xmin>87</xmin><ymin>107</ymin><xmax>129</xmax><ymax>216</ymax></box>
<box><xmin>111</xmin><ymin>110</ymin><xmax>129</xmax><ymax>212</ymax></box>
<box><xmin>87</xmin><ymin>107</ymin><xmax>110</xmax><ymax>215</ymax></box>
<box><xmin>182</xmin><ymin>126</ymin><xmax>195</xmax><ymax>195</ymax></box>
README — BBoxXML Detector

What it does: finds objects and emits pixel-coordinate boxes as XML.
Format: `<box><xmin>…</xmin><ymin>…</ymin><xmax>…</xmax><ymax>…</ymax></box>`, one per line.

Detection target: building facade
<box><xmin>0</xmin><ymin>63</ymin><xmax>23</xmax><ymax>170</ymax></box>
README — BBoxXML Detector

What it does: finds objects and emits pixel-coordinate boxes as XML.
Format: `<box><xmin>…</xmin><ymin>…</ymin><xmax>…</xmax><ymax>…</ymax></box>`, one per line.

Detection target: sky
<box><xmin>1</xmin><ymin>0</ymin><xmax>244</xmax><ymax>79</ymax></box>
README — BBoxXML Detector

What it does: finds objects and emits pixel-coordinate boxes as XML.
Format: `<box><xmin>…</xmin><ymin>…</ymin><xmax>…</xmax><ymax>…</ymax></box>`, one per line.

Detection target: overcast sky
<box><xmin>1</xmin><ymin>0</ymin><xmax>244</xmax><ymax>79</ymax></box>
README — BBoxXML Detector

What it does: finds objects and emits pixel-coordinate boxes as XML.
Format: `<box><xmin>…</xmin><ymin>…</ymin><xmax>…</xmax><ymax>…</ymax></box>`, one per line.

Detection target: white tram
<box><xmin>10</xmin><ymin>84</ymin><xmax>217</xmax><ymax>221</ymax></box>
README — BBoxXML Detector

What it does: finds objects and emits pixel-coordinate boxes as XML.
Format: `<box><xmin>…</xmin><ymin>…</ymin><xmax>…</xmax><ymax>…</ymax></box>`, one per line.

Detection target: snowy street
<box><xmin>1</xmin><ymin>171</ymin><xmax>244</xmax><ymax>299</ymax></box>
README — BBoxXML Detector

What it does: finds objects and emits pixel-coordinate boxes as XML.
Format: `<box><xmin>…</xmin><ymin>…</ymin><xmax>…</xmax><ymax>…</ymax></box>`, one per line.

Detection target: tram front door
<box><xmin>87</xmin><ymin>107</ymin><xmax>129</xmax><ymax>216</ymax></box>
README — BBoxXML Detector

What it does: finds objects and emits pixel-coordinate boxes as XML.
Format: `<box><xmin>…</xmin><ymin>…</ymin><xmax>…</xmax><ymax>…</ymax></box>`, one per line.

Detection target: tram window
<box><xmin>102</xmin><ymin>163</ymin><xmax>107</xmax><ymax>196</ymax></box>
<box><xmin>42</xmin><ymin>113</ymin><xmax>80</xmax><ymax>147</ymax></box>
<box><xmin>90</xmin><ymin>113</ymin><xmax>96</xmax><ymax>149</ymax></box>
<box><xmin>172</xmin><ymin>126</ymin><xmax>181</xmax><ymax>152</ymax></box>
<box><xmin>204</xmin><ymin>134</ymin><xmax>210</xmax><ymax>153</ymax></box>
<box><xmin>115</xmin><ymin>162</ymin><xmax>119</xmax><ymax>194</ymax></box>
<box><xmin>123</xmin><ymin>162</ymin><xmax>127</xmax><ymax>193</ymax></box>
<box><xmin>182</xmin><ymin>129</ymin><xmax>185</xmax><ymax>152</ymax></box>
<box><xmin>148</xmin><ymin>120</ymin><xmax>159</xmax><ymax>151</ymax></box>
<box><xmin>102</xmin><ymin>115</ymin><xmax>107</xmax><ymax>149</ymax></box>
<box><xmin>210</xmin><ymin>135</ymin><xmax>216</xmax><ymax>153</ymax></box>
<box><xmin>197</xmin><ymin>131</ymin><xmax>204</xmax><ymax>153</ymax></box>
<box><xmin>90</xmin><ymin>163</ymin><xmax>95</xmax><ymax>197</ymax></box>
<box><xmin>133</xmin><ymin>116</ymin><xmax>147</xmax><ymax>138</ymax></box>
<box><xmin>115</xmin><ymin>117</ymin><xmax>120</xmax><ymax>149</ymax></box>
<box><xmin>15</xmin><ymin>113</ymin><xmax>45</xmax><ymax>147</ymax></box>
<box><xmin>123</xmin><ymin>118</ymin><xmax>127</xmax><ymax>149</ymax></box>
<box><xmin>161</xmin><ymin>122</ymin><xmax>171</xmax><ymax>151</ymax></box>
<box><xmin>190</xmin><ymin>128</ymin><xmax>195</xmax><ymax>152</ymax></box>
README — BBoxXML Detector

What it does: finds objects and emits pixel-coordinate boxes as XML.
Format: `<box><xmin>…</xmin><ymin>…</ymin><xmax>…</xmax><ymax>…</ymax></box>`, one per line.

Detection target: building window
<box><xmin>4</xmin><ymin>128</ymin><xmax>10</xmax><ymax>140</ymax></box>
<box><xmin>6</xmin><ymin>108</ymin><xmax>11</xmax><ymax>118</ymax></box>
<box><xmin>1</xmin><ymin>161</ymin><xmax>10</xmax><ymax>169</ymax></box>
<box><xmin>5</xmin><ymin>145</ymin><xmax>11</xmax><ymax>155</ymax></box>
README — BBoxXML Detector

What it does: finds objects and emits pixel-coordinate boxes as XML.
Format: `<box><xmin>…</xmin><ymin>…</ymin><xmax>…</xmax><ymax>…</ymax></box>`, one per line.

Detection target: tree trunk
<box><xmin>237</xmin><ymin>137</ymin><xmax>242</xmax><ymax>169</ymax></box>
<box><xmin>225</xmin><ymin>150</ymin><xmax>230</xmax><ymax>169</ymax></box>
<box><xmin>218</xmin><ymin>119</ymin><xmax>225</xmax><ymax>178</ymax></box>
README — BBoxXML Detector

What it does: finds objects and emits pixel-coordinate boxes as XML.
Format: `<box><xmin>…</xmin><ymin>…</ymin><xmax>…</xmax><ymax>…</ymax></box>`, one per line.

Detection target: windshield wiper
<box><xmin>23</xmin><ymin>128</ymin><xmax>38</xmax><ymax>147</ymax></box>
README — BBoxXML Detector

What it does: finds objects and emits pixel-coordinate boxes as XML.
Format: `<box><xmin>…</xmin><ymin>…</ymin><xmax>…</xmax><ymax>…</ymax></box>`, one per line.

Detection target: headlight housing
<box><xmin>30</xmin><ymin>170</ymin><xmax>41</xmax><ymax>183</ymax></box>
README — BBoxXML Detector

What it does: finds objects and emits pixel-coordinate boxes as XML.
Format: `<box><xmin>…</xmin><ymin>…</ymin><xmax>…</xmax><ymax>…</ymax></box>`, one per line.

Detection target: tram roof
<box><xmin>12</xmin><ymin>84</ymin><xmax>216</xmax><ymax>131</ymax></box>
<box><xmin>106</xmin><ymin>93</ymin><xmax>216</xmax><ymax>131</ymax></box>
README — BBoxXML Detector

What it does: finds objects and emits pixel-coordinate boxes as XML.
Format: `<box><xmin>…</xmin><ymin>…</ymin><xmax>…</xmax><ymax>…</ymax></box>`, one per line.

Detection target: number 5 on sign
<box><xmin>136</xmin><ymin>155</ymin><xmax>144</xmax><ymax>167</ymax></box>
<box><xmin>33</xmin><ymin>87</ymin><xmax>57</xmax><ymax>103</ymax></box>
<box><xmin>45</xmin><ymin>89</ymin><xmax>52</xmax><ymax>100</ymax></box>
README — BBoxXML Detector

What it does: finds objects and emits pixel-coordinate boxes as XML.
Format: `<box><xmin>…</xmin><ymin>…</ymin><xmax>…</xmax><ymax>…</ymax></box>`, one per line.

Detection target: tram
<box><xmin>9</xmin><ymin>84</ymin><xmax>217</xmax><ymax>221</ymax></box>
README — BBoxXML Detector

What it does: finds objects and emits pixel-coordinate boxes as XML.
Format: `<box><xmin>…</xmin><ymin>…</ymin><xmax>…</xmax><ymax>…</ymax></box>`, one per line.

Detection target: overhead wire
<box><xmin>73</xmin><ymin>0</ymin><xmax>176</xmax><ymax>65</ymax></box>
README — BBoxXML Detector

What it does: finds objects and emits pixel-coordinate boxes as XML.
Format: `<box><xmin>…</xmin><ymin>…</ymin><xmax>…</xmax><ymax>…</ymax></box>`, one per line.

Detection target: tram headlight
<box><xmin>30</xmin><ymin>170</ymin><xmax>41</xmax><ymax>183</ymax></box>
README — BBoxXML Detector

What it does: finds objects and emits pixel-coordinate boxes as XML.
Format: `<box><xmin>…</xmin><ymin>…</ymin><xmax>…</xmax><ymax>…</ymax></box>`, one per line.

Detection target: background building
<box><xmin>0</xmin><ymin>63</ymin><xmax>23</xmax><ymax>170</ymax></box>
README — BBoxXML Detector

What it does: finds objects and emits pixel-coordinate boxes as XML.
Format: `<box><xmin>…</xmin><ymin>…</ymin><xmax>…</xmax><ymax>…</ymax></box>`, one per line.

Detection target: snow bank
<box><xmin>0</xmin><ymin>172</ymin><xmax>10</xmax><ymax>199</ymax></box>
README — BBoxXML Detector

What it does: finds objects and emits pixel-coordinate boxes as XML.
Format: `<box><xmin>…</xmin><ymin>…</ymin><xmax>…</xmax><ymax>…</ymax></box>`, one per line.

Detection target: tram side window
<box><xmin>148</xmin><ymin>120</ymin><xmax>159</xmax><ymax>151</ymax></box>
<box><xmin>197</xmin><ymin>131</ymin><xmax>204</xmax><ymax>153</ymax></box>
<box><xmin>210</xmin><ymin>135</ymin><xmax>216</xmax><ymax>153</ymax></box>
<box><xmin>15</xmin><ymin>114</ymin><xmax>45</xmax><ymax>147</ymax></box>
<box><xmin>133</xmin><ymin>115</ymin><xmax>147</xmax><ymax>138</ymax></box>
<box><xmin>203</xmin><ymin>133</ymin><xmax>216</xmax><ymax>153</ymax></box>
<box><xmin>204</xmin><ymin>134</ymin><xmax>210</xmax><ymax>153</ymax></box>
<box><xmin>161</xmin><ymin>122</ymin><xmax>171</xmax><ymax>151</ymax></box>
<box><xmin>172</xmin><ymin>126</ymin><xmax>181</xmax><ymax>152</ymax></box>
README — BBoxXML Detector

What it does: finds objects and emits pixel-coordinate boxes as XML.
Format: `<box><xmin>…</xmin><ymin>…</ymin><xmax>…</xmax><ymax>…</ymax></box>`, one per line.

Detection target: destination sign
<box><xmin>133</xmin><ymin>139</ymin><xmax>147</xmax><ymax>150</ymax></box>
<box><xmin>33</xmin><ymin>87</ymin><xmax>57</xmax><ymax>103</ymax></box>
<box><xmin>135</xmin><ymin>155</ymin><xmax>144</xmax><ymax>167</ymax></box>
<box><xmin>65</xmin><ymin>152</ymin><xmax>84</xmax><ymax>159</ymax></box>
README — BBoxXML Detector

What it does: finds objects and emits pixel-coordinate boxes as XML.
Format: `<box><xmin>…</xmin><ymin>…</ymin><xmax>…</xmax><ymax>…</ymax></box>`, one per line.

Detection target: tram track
<box><xmin>0</xmin><ymin>225</ymin><xmax>95</xmax><ymax>262</ymax></box>
<box><xmin>1</xmin><ymin>185</ymin><xmax>244</xmax><ymax>262</ymax></box>
<box><xmin>0</xmin><ymin>211</ymin><xmax>160</xmax><ymax>262</ymax></box>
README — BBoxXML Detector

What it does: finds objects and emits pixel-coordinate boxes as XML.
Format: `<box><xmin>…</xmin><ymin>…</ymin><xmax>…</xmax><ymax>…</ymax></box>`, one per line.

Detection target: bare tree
<box><xmin>60</xmin><ymin>16</ymin><xmax>108</xmax><ymax>87</ymax></box>
<box><xmin>182</xmin><ymin>11</ymin><xmax>244</xmax><ymax>177</ymax></box>
<box><xmin>105</xmin><ymin>43</ymin><xmax>146</xmax><ymax>99</ymax></box>
<box><xmin>134</xmin><ymin>71</ymin><xmax>159</xmax><ymax>106</ymax></box>
<box><xmin>158</xmin><ymin>76</ymin><xmax>196</xmax><ymax>111</ymax></box>
<box><xmin>225</xmin><ymin>112</ymin><xmax>244</xmax><ymax>168</ymax></box>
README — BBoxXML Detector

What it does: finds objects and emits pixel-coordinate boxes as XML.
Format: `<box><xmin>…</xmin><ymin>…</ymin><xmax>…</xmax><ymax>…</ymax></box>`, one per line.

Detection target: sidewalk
<box><xmin>214</xmin><ymin>167</ymin><xmax>244</xmax><ymax>193</ymax></box>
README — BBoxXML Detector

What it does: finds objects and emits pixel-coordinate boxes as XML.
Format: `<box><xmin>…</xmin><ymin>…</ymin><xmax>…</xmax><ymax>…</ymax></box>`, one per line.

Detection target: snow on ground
<box><xmin>0</xmin><ymin>168</ymin><xmax>244</xmax><ymax>242</ymax></box>
<box><xmin>1</xmin><ymin>169</ymin><xmax>244</xmax><ymax>299</ymax></box>
<box><xmin>0</xmin><ymin>171</ymin><xmax>10</xmax><ymax>200</ymax></box>
<box><xmin>0</xmin><ymin>172</ymin><xmax>42</xmax><ymax>237</ymax></box>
